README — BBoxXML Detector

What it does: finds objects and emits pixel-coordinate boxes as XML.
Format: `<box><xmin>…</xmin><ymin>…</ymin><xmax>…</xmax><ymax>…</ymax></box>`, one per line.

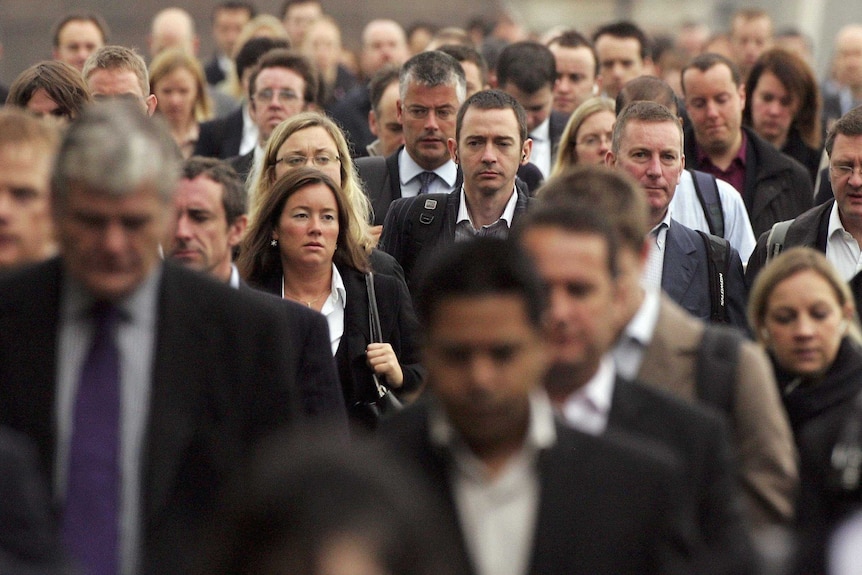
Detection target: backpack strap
<box><xmin>696</xmin><ymin>230</ymin><xmax>731</xmax><ymax>324</ymax></box>
<box><xmin>401</xmin><ymin>193</ymin><xmax>449</xmax><ymax>280</ymax></box>
<box><xmin>690</xmin><ymin>169</ymin><xmax>725</xmax><ymax>238</ymax></box>
<box><xmin>765</xmin><ymin>219</ymin><xmax>795</xmax><ymax>262</ymax></box>
<box><xmin>696</xmin><ymin>325</ymin><xmax>741</xmax><ymax>415</ymax></box>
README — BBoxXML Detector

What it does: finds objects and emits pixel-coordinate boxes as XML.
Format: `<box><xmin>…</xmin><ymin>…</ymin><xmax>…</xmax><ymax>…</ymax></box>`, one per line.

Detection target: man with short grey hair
<box><xmin>0</xmin><ymin>101</ymin><xmax>320</xmax><ymax>574</ymax></box>
<box><xmin>357</xmin><ymin>50</ymin><xmax>466</xmax><ymax>226</ymax></box>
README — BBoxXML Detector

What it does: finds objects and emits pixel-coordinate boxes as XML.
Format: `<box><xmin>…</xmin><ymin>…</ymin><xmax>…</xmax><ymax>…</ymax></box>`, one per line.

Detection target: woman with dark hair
<box><xmin>237</xmin><ymin>167</ymin><xmax>423</xmax><ymax>429</ymax></box>
<box><xmin>743</xmin><ymin>48</ymin><xmax>823</xmax><ymax>183</ymax></box>
<box><xmin>6</xmin><ymin>60</ymin><xmax>90</xmax><ymax>122</ymax></box>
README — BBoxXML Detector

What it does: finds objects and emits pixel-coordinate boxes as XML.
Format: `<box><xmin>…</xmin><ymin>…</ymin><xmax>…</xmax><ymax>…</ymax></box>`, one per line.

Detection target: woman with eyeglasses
<box><xmin>237</xmin><ymin>166</ymin><xmax>423</xmax><ymax>432</ymax></box>
<box><xmin>6</xmin><ymin>60</ymin><xmax>90</xmax><ymax>123</ymax></box>
<box><xmin>149</xmin><ymin>48</ymin><xmax>214</xmax><ymax>159</ymax></box>
<box><xmin>550</xmin><ymin>96</ymin><xmax>616</xmax><ymax>177</ymax></box>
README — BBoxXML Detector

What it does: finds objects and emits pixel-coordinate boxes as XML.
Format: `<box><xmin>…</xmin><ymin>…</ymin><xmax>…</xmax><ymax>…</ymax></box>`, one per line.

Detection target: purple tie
<box><xmin>417</xmin><ymin>171</ymin><xmax>436</xmax><ymax>194</ymax></box>
<box><xmin>62</xmin><ymin>302</ymin><xmax>121</xmax><ymax>575</ymax></box>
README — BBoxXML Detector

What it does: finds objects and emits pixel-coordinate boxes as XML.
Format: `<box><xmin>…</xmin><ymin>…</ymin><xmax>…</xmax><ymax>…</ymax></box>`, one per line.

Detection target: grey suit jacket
<box><xmin>661</xmin><ymin>219</ymin><xmax>748</xmax><ymax>328</ymax></box>
<box><xmin>636</xmin><ymin>295</ymin><xmax>799</xmax><ymax>527</ymax></box>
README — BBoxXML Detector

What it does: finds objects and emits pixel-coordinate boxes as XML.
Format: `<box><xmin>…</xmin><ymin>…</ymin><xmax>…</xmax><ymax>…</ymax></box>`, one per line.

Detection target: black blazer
<box><xmin>609</xmin><ymin>378</ymin><xmax>758</xmax><ymax>575</ymax></box>
<box><xmin>378</xmin><ymin>401</ymin><xmax>695</xmax><ymax>575</ymax></box>
<box><xmin>379</xmin><ymin>186</ymin><xmax>532</xmax><ymax>288</ymax></box>
<box><xmin>194</xmin><ymin>106</ymin><xmax>245</xmax><ymax>159</ymax></box>
<box><xmin>0</xmin><ymin>259</ymin><xmax>329</xmax><ymax>574</ymax></box>
<box><xmin>204</xmin><ymin>56</ymin><xmax>226</xmax><ymax>86</ymax></box>
<box><xmin>228</xmin><ymin>150</ymin><xmax>254</xmax><ymax>184</ymax></box>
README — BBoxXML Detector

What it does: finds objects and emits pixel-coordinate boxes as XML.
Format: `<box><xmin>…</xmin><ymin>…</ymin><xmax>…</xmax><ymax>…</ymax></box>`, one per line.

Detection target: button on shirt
<box><xmin>429</xmin><ymin>390</ymin><xmax>556</xmax><ymax>575</ymax></box>
<box><xmin>827</xmin><ymin>202</ymin><xmax>862</xmax><ymax>281</ymax></box>
<box><xmin>559</xmin><ymin>354</ymin><xmax>616</xmax><ymax>436</ymax></box>
<box><xmin>398</xmin><ymin>149</ymin><xmax>459</xmax><ymax>198</ymax></box>
<box><xmin>454</xmin><ymin>186</ymin><xmax>518</xmax><ymax>242</ymax></box>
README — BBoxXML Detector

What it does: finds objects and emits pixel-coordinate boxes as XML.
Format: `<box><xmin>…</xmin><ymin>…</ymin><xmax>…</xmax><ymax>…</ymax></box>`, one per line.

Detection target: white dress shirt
<box><xmin>528</xmin><ymin>117</ymin><xmax>552</xmax><ymax>178</ymax></box>
<box><xmin>559</xmin><ymin>354</ymin><xmax>616</xmax><ymax>435</ymax></box>
<box><xmin>826</xmin><ymin>201</ymin><xmax>862</xmax><ymax>281</ymax></box>
<box><xmin>239</xmin><ymin>103</ymin><xmax>258</xmax><ymax>156</ymax></box>
<box><xmin>398</xmin><ymin>148</ymin><xmax>459</xmax><ymax>197</ymax></box>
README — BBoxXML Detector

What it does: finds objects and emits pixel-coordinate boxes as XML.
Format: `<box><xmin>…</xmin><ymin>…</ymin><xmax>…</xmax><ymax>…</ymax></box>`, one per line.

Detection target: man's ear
<box><xmin>448</xmin><ymin>138</ymin><xmax>459</xmax><ymax>164</ymax></box>
<box><xmin>368</xmin><ymin>110</ymin><xmax>379</xmax><ymax>136</ymax></box>
<box><xmin>228</xmin><ymin>215</ymin><xmax>248</xmax><ymax>248</ymax></box>
<box><xmin>145</xmin><ymin>94</ymin><xmax>158</xmax><ymax>117</ymax></box>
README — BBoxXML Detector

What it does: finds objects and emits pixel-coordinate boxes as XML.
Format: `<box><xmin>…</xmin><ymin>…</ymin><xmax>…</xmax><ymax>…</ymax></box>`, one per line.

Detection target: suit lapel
<box><xmin>661</xmin><ymin>223</ymin><xmax>699</xmax><ymax>304</ymax></box>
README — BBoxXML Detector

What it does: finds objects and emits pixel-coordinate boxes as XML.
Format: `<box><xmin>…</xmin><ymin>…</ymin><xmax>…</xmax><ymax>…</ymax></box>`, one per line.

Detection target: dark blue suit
<box><xmin>661</xmin><ymin>219</ymin><xmax>748</xmax><ymax>329</ymax></box>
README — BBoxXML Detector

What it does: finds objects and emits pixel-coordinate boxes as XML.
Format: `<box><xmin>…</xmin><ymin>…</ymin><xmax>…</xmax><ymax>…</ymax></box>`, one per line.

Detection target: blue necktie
<box><xmin>62</xmin><ymin>302</ymin><xmax>121</xmax><ymax>575</ymax></box>
<box><xmin>417</xmin><ymin>171</ymin><xmax>436</xmax><ymax>194</ymax></box>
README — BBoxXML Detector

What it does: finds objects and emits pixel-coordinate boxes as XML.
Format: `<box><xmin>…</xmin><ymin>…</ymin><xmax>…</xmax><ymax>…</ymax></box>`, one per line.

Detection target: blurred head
<box><xmin>6</xmin><ymin>60</ymin><xmax>91</xmax><ymax>122</ymax></box>
<box><xmin>360</xmin><ymin>20</ymin><xmax>410</xmax><ymax>78</ymax></box>
<box><xmin>415</xmin><ymin>238</ymin><xmax>548</xmax><ymax>455</ymax></box>
<box><xmin>280</xmin><ymin>0</ymin><xmax>322</xmax><ymax>46</ymax></box>
<box><xmin>552</xmin><ymin>96</ymin><xmax>615</xmax><ymax>175</ymax></box>
<box><xmin>729</xmin><ymin>9</ymin><xmax>773</xmax><ymax>77</ymax></box>
<box><xmin>0</xmin><ymin>109</ymin><xmax>61</xmax><ymax>270</ymax></box>
<box><xmin>513</xmin><ymin>197</ymin><xmax>624</xmax><ymax>394</ymax></box>
<box><xmin>237</xmin><ymin>167</ymin><xmax>368</xmax><ymax>287</ymax></box>
<box><xmin>743</xmin><ymin>48</ymin><xmax>821</xmax><ymax>150</ymax></box>
<box><xmin>300</xmin><ymin>16</ymin><xmax>343</xmax><ymax>75</ymax></box>
<box><xmin>149</xmin><ymin>48</ymin><xmax>213</xmax><ymax>125</ymax></box>
<box><xmin>368</xmin><ymin>65</ymin><xmax>404</xmax><ymax>156</ymax></box>
<box><xmin>592</xmin><ymin>21</ymin><xmax>653</xmax><ymax>99</ymax></box>
<box><xmin>547</xmin><ymin>30</ymin><xmax>599</xmax><ymax>115</ymax></box>
<box><xmin>749</xmin><ymin>247</ymin><xmax>859</xmax><ymax>379</ymax></box>
<box><xmin>681</xmin><ymin>53</ymin><xmax>745</xmax><ymax>158</ymax></box>
<box><xmin>164</xmin><ymin>157</ymin><xmax>247</xmax><ymax>282</ymax></box>
<box><xmin>211</xmin><ymin>2</ymin><xmax>256</xmax><ymax>58</ymax></box>
<box><xmin>615</xmin><ymin>75</ymin><xmax>680</xmax><ymax>115</ymax></box>
<box><xmin>825</xmin><ymin>107</ymin><xmax>862</xmax><ymax>233</ymax></box>
<box><xmin>83</xmin><ymin>45</ymin><xmax>157</xmax><ymax>115</ymax></box>
<box><xmin>149</xmin><ymin>7</ymin><xmax>199</xmax><ymax>57</ymax></box>
<box><xmin>52</xmin><ymin>13</ymin><xmax>108</xmax><ymax>71</ymax></box>
<box><xmin>496</xmin><ymin>41</ymin><xmax>556</xmax><ymax>133</ymax></box>
<box><xmin>233</xmin><ymin>36</ymin><xmax>292</xmax><ymax>100</ymax></box>
<box><xmin>435</xmin><ymin>44</ymin><xmax>489</xmax><ymax>98</ymax></box>
<box><xmin>51</xmin><ymin>100</ymin><xmax>180</xmax><ymax>301</ymax></box>
<box><xmin>398</xmin><ymin>50</ymin><xmax>466</xmax><ymax>171</ymax></box>
<box><xmin>834</xmin><ymin>25</ymin><xmax>862</xmax><ymax>93</ymax></box>
<box><xmin>248</xmin><ymin>49</ymin><xmax>317</xmax><ymax>144</ymax></box>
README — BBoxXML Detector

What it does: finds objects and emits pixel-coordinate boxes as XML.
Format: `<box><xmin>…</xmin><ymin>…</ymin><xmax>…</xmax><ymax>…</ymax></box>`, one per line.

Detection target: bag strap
<box><xmin>766</xmin><ymin>219</ymin><xmax>795</xmax><ymax>262</ymax></box>
<box><xmin>365</xmin><ymin>272</ymin><xmax>389</xmax><ymax>397</ymax></box>
<box><xmin>691</xmin><ymin>169</ymin><xmax>725</xmax><ymax>238</ymax></box>
<box><xmin>401</xmin><ymin>193</ymin><xmax>449</xmax><ymax>280</ymax></box>
<box><xmin>696</xmin><ymin>325</ymin><xmax>740</xmax><ymax>414</ymax></box>
<box><xmin>696</xmin><ymin>230</ymin><xmax>731</xmax><ymax>324</ymax></box>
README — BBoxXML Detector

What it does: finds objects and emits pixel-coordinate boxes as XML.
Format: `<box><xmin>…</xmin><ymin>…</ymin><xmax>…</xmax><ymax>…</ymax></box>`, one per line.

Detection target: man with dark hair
<box><xmin>616</xmin><ymin>76</ymin><xmax>756</xmax><ymax>262</ymax></box>
<box><xmin>380</xmin><ymin>89</ymin><xmax>532</xmax><ymax>288</ymax></box>
<box><xmin>547</xmin><ymin>30</ymin><xmax>599</xmax><ymax>116</ymax></box>
<box><xmin>495</xmin><ymin>41</ymin><xmax>568</xmax><ymax>178</ymax></box>
<box><xmin>195</xmin><ymin>37</ymin><xmax>291</xmax><ymax>160</ymax></box>
<box><xmin>681</xmin><ymin>52</ymin><xmax>811</xmax><ymax>237</ymax></box>
<box><xmin>280</xmin><ymin>0</ymin><xmax>322</xmax><ymax>46</ymax></box>
<box><xmin>356</xmin><ymin>50</ymin><xmax>466</xmax><ymax>226</ymax></box>
<box><xmin>436</xmin><ymin>44</ymin><xmax>489</xmax><ymax>97</ymax></box>
<box><xmin>204</xmin><ymin>1</ymin><xmax>256</xmax><ymax>86</ymax></box>
<box><xmin>0</xmin><ymin>100</ymin><xmax>319</xmax><ymax>574</ymax></box>
<box><xmin>729</xmin><ymin>9</ymin><xmax>774</xmax><ymax>80</ymax></box>
<box><xmin>229</xmin><ymin>48</ymin><xmax>317</xmax><ymax>180</ymax></box>
<box><xmin>606</xmin><ymin>100</ymin><xmax>749</xmax><ymax>328</ymax></box>
<box><xmin>52</xmin><ymin>13</ymin><xmax>108</xmax><ymax>71</ymax></box>
<box><xmin>381</xmin><ymin>236</ymin><xmax>695</xmax><ymax>575</ymax></box>
<box><xmin>747</xmin><ymin>106</ymin><xmax>862</xmax><ymax>284</ymax></box>
<box><xmin>538</xmin><ymin>165</ymin><xmax>798</xmax><ymax>542</ymax></box>
<box><xmin>592</xmin><ymin>21</ymin><xmax>653</xmax><ymax>99</ymax></box>
<box><xmin>365</xmin><ymin>65</ymin><xmax>403</xmax><ymax>157</ymax></box>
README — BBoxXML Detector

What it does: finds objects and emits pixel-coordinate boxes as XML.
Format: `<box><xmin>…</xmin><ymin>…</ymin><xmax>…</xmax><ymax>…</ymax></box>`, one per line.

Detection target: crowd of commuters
<box><xmin>5</xmin><ymin>3</ymin><xmax>862</xmax><ymax>575</ymax></box>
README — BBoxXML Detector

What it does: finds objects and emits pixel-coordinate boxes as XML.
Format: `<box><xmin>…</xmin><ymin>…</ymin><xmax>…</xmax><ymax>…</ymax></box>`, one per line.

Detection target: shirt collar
<box><xmin>429</xmin><ymin>388</ymin><xmax>557</xmax><ymax>452</ymax></box>
<box><xmin>696</xmin><ymin>128</ymin><xmax>747</xmax><ymax>168</ymax></box>
<box><xmin>622</xmin><ymin>286</ymin><xmax>661</xmax><ymax>348</ymax></box>
<box><xmin>61</xmin><ymin>262</ymin><xmax>162</xmax><ymax>327</ymax></box>
<box><xmin>829</xmin><ymin>200</ymin><xmax>851</xmax><ymax>240</ymax></box>
<box><xmin>529</xmin><ymin>117</ymin><xmax>550</xmax><ymax>142</ymax></box>
<box><xmin>229</xmin><ymin>264</ymin><xmax>241</xmax><ymax>289</ymax></box>
<box><xmin>399</xmin><ymin>148</ymin><xmax>459</xmax><ymax>187</ymax></box>
<box><xmin>456</xmin><ymin>185</ymin><xmax>519</xmax><ymax>229</ymax></box>
<box><xmin>563</xmin><ymin>354</ymin><xmax>616</xmax><ymax>416</ymax></box>
<box><xmin>329</xmin><ymin>262</ymin><xmax>348</xmax><ymax>311</ymax></box>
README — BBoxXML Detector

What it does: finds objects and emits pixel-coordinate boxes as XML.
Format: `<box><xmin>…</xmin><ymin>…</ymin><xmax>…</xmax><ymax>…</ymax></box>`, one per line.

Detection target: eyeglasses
<box><xmin>253</xmin><ymin>88</ymin><xmax>301</xmax><ymax>106</ymax></box>
<box><xmin>576</xmin><ymin>133</ymin><xmax>613</xmax><ymax>148</ymax></box>
<box><xmin>831</xmin><ymin>163</ymin><xmax>862</xmax><ymax>179</ymax></box>
<box><xmin>275</xmin><ymin>153</ymin><xmax>341</xmax><ymax>168</ymax></box>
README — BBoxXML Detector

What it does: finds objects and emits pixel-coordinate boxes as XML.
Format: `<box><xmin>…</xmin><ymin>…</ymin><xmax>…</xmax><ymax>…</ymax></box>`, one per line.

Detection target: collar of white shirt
<box><xmin>613</xmin><ymin>286</ymin><xmax>661</xmax><ymax>380</ymax></box>
<box><xmin>456</xmin><ymin>185</ymin><xmax>518</xmax><ymax>230</ymax></box>
<box><xmin>399</xmin><ymin>148</ymin><xmax>458</xmax><ymax>188</ymax></box>
<box><xmin>528</xmin><ymin>117</ymin><xmax>551</xmax><ymax>176</ymax></box>
<box><xmin>560</xmin><ymin>354</ymin><xmax>616</xmax><ymax>436</ymax></box>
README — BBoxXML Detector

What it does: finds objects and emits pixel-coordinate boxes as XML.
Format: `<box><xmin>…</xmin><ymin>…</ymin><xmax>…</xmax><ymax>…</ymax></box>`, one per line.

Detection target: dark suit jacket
<box><xmin>548</xmin><ymin>109</ymin><xmax>568</xmax><ymax>160</ymax></box>
<box><xmin>378</xmin><ymin>401</ymin><xmax>695</xmax><ymax>575</ymax></box>
<box><xmin>195</xmin><ymin>106</ymin><xmax>245</xmax><ymax>159</ymax></box>
<box><xmin>329</xmin><ymin>84</ymin><xmax>373</xmax><ymax>158</ymax></box>
<box><xmin>685</xmin><ymin>125</ymin><xmax>812</xmax><ymax>237</ymax></box>
<box><xmin>0</xmin><ymin>259</ymin><xmax>323</xmax><ymax>574</ymax></box>
<box><xmin>204</xmin><ymin>56</ymin><xmax>225</xmax><ymax>87</ymax></box>
<box><xmin>356</xmin><ymin>149</ymin><xmax>464</xmax><ymax>226</ymax></box>
<box><xmin>228</xmin><ymin>150</ymin><xmax>254</xmax><ymax>184</ymax></box>
<box><xmin>661</xmin><ymin>219</ymin><xmax>748</xmax><ymax>328</ymax></box>
<box><xmin>609</xmin><ymin>378</ymin><xmax>758</xmax><ymax>575</ymax></box>
<box><xmin>379</xmin><ymin>186</ymin><xmax>532</xmax><ymax>288</ymax></box>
